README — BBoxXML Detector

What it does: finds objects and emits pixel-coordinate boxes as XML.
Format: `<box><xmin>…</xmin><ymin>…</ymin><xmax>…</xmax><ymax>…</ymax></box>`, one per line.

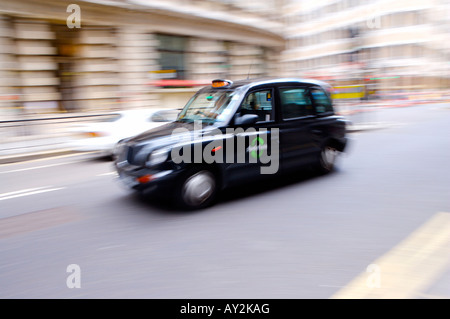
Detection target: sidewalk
<box><xmin>0</xmin><ymin>136</ymin><xmax>77</xmax><ymax>164</ymax></box>
<box><xmin>0</xmin><ymin>111</ymin><xmax>111</xmax><ymax>164</ymax></box>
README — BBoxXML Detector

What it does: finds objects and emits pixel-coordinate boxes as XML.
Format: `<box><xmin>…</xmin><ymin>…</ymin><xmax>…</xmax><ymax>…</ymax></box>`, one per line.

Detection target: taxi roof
<box><xmin>202</xmin><ymin>77</ymin><xmax>332</xmax><ymax>92</ymax></box>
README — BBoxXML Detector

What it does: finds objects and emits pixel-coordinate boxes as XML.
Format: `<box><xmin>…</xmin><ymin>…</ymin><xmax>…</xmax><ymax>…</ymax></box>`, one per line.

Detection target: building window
<box><xmin>156</xmin><ymin>34</ymin><xmax>188</xmax><ymax>80</ymax></box>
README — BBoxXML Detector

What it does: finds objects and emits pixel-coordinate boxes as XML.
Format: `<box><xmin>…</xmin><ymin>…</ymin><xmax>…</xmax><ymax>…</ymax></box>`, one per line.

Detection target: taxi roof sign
<box><xmin>212</xmin><ymin>79</ymin><xmax>233</xmax><ymax>88</ymax></box>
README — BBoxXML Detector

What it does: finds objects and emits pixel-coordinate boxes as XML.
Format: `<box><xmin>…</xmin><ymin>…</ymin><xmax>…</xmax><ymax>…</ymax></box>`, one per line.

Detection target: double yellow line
<box><xmin>332</xmin><ymin>212</ymin><xmax>450</xmax><ymax>299</ymax></box>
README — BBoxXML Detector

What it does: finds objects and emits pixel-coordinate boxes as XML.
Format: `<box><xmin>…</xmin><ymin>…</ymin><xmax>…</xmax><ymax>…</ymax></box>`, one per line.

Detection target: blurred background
<box><xmin>0</xmin><ymin>0</ymin><xmax>449</xmax><ymax>155</ymax></box>
<box><xmin>1</xmin><ymin>0</ymin><xmax>450</xmax><ymax>299</ymax></box>
<box><xmin>0</xmin><ymin>0</ymin><xmax>448</xmax><ymax>113</ymax></box>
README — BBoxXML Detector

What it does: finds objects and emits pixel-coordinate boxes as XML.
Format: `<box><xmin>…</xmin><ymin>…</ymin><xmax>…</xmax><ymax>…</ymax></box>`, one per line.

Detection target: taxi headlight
<box><xmin>146</xmin><ymin>148</ymin><xmax>169</xmax><ymax>167</ymax></box>
<box><xmin>113</xmin><ymin>140</ymin><xmax>127</xmax><ymax>158</ymax></box>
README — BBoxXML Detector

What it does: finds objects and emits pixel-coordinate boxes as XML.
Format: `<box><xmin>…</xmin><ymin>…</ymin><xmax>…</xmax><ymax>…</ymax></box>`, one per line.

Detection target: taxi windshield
<box><xmin>176</xmin><ymin>89</ymin><xmax>240</xmax><ymax>124</ymax></box>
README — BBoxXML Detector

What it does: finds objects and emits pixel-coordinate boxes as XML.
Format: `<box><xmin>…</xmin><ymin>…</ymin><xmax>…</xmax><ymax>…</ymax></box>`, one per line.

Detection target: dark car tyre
<box><xmin>317</xmin><ymin>143</ymin><xmax>338</xmax><ymax>174</ymax></box>
<box><xmin>175</xmin><ymin>167</ymin><xmax>218</xmax><ymax>210</ymax></box>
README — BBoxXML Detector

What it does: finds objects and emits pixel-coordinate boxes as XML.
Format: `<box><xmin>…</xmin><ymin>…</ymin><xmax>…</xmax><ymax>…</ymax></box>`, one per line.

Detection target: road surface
<box><xmin>0</xmin><ymin>103</ymin><xmax>449</xmax><ymax>298</ymax></box>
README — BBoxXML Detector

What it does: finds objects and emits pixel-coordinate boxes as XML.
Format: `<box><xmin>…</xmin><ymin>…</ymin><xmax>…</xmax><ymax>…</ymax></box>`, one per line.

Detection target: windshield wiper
<box><xmin>176</xmin><ymin>118</ymin><xmax>195</xmax><ymax>123</ymax></box>
<box><xmin>176</xmin><ymin>117</ymin><xmax>216</xmax><ymax>124</ymax></box>
<box><xmin>202</xmin><ymin>118</ymin><xmax>216</xmax><ymax>125</ymax></box>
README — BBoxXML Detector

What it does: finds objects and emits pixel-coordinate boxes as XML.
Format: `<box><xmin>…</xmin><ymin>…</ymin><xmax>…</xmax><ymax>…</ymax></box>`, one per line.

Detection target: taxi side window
<box><xmin>280</xmin><ymin>88</ymin><xmax>314</xmax><ymax>119</ymax></box>
<box><xmin>310</xmin><ymin>88</ymin><xmax>333</xmax><ymax>114</ymax></box>
<box><xmin>240</xmin><ymin>89</ymin><xmax>273</xmax><ymax>122</ymax></box>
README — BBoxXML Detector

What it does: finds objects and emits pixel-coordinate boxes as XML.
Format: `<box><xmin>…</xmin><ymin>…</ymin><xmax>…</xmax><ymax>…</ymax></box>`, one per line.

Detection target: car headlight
<box><xmin>146</xmin><ymin>148</ymin><xmax>169</xmax><ymax>167</ymax></box>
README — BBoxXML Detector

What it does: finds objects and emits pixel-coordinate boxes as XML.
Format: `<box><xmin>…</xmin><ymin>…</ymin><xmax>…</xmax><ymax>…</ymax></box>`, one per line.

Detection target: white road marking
<box><xmin>0</xmin><ymin>187</ymin><xmax>47</xmax><ymax>198</ymax></box>
<box><xmin>0</xmin><ymin>161</ymin><xmax>78</xmax><ymax>174</ymax></box>
<box><xmin>0</xmin><ymin>186</ymin><xmax>65</xmax><ymax>201</ymax></box>
<box><xmin>96</xmin><ymin>172</ymin><xmax>117</xmax><ymax>177</ymax></box>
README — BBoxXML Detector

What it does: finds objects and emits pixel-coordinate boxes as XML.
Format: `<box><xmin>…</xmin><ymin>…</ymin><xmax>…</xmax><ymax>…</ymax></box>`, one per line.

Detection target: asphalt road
<box><xmin>0</xmin><ymin>103</ymin><xmax>449</xmax><ymax>299</ymax></box>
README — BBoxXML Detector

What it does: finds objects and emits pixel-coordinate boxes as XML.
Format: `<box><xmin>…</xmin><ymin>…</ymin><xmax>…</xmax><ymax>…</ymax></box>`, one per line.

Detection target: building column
<box><xmin>0</xmin><ymin>15</ymin><xmax>18</xmax><ymax>118</ymax></box>
<box><xmin>116</xmin><ymin>27</ymin><xmax>160</xmax><ymax>109</ymax></box>
<box><xmin>265</xmin><ymin>48</ymin><xmax>281</xmax><ymax>77</ymax></box>
<box><xmin>187</xmin><ymin>38</ymin><xmax>228</xmax><ymax>82</ymax></box>
<box><xmin>72</xmin><ymin>26</ymin><xmax>119</xmax><ymax>112</ymax></box>
<box><xmin>14</xmin><ymin>19</ymin><xmax>60</xmax><ymax>114</ymax></box>
<box><xmin>229</xmin><ymin>43</ymin><xmax>265</xmax><ymax>80</ymax></box>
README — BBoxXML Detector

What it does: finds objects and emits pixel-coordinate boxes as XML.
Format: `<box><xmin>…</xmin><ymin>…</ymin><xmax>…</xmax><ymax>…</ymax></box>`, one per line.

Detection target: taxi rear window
<box><xmin>311</xmin><ymin>88</ymin><xmax>333</xmax><ymax>114</ymax></box>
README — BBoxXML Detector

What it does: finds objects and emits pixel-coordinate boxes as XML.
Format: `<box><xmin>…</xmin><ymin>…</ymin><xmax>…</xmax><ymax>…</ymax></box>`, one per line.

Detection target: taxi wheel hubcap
<box><xmin>321</xmin><ymin>146</ymin><xmax>337</xmax><ymax>170</ymax></box>
<box><xmin>182</xmin><ymin>170</ymin><xmax>216</xmax><ymax>207</ymax></box>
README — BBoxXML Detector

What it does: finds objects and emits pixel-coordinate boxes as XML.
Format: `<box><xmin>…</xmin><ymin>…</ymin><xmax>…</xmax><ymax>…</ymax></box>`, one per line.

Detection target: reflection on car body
<box><xmin>114</xmin><ymin>78</ymin><xmax>348</xmax><ymax>209</ymax></box>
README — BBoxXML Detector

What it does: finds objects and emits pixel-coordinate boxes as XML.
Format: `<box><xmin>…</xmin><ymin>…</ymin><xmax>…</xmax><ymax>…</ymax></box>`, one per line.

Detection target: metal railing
<box><xmin>0</xmin><ymin>113</ymin><xmax>116</xmax><ymax>140</ymax></box>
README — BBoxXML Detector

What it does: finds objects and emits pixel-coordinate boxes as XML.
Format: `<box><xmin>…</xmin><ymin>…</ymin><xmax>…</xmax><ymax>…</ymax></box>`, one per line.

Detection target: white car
<box><xmin>69</xmin><ymin>108</ymin><xmax>179</xmax><ymax>157</ymax></box>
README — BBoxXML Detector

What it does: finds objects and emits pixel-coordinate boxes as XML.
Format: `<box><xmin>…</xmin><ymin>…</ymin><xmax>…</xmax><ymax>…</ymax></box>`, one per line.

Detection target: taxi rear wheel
<box><xmin>175</xmin><ymin>167</ymin><xmax>218</xmax><ymax>210</ymax></box>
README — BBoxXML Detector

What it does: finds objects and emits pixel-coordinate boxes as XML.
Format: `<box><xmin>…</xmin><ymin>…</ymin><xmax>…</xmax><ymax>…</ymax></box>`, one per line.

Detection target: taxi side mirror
<box><xmin>234</xmin><ymin>114</ymin><xmax>259</xmax><ymax>126</ymax></box>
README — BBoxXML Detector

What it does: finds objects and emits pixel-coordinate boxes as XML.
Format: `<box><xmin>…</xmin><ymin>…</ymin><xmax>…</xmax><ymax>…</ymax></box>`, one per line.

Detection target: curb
<box><xmin>0</xmin><ymin>149</ymin><xmax>80</xmax><ymax>165</ymax></box>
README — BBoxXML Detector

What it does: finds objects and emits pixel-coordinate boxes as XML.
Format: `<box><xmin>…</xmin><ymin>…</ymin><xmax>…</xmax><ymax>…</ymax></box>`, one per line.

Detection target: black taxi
<box><xmin>113</xmin><ymin>78</ymin><xmax>348</xmax><ymax>209</ymax></box>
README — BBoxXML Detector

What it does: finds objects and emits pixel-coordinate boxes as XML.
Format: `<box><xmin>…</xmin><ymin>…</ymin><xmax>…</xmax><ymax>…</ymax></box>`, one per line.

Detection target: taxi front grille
<box><xmin>117</xmin><ymin>143</ymin><xmax>145</xmax><ymax>165</ymax></box>
<box><xmin>116</xmin><ymin>144</ymin><xmax>131</xmax><ymax>163</ymax></box>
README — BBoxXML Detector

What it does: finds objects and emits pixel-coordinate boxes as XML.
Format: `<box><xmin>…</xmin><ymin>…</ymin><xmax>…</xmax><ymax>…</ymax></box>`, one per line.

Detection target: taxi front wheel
<box><xmin>175</xmin><ymin>167</ymin><xmax>218</xmax><ymax>210</ymax></box>
<box><xmin>317</xmin><ymin>143</ymin><xmax>338</xmax><ymax>173</ymax></box>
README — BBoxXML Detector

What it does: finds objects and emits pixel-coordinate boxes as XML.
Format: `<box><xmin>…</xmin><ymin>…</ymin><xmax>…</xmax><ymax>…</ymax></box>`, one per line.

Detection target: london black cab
<box><xmin>113</xmin><ymin>78</ymin><xmax>348</xmax><ymax>209</ymax></box>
